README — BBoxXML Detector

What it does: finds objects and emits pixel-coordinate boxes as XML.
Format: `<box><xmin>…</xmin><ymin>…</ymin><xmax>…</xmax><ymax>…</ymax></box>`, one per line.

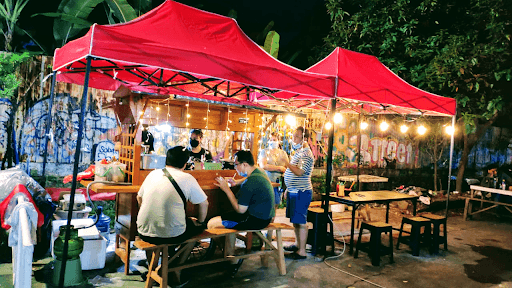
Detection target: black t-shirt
<box><xmin>189</xmin><ymin>147</ymin><xmax>212</xmax><ymax>161</ymax></box>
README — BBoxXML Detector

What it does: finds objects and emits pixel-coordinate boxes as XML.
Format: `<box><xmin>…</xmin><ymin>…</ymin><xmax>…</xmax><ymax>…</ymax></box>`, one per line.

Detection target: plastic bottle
<box><xmin>90</xmin><ymin>206</ymin><xmax>111</xmax><ymax>246</ymax></box>
<box><xmin>502</xmin><ymin>179</ymin><xmax>506</xmax><ymax>190</ymax></box>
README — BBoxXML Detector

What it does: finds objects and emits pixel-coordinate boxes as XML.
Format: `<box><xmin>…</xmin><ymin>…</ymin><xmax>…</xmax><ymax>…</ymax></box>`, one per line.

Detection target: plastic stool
<box><xmin>354</xmin><ymin>221</ymin><xmax>394</xmax><ymax>266</ymax></box>
<box><xmin>307</xmin><ymin>207</ymin><xmax>334</xmax><ymax>255</ymax></box>
<box><xmin>396</xmin><ymin>216</ymin><xmax>431</xmax><ymax>256</ymax></box>
<box><xmin>421</xmin><ymin>213</ymin><xmax>447</xmax><ymax>254</ymax></box>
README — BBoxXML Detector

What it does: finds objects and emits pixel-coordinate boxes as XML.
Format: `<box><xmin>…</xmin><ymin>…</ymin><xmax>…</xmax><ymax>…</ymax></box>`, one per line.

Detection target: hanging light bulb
<box><xmin>325</xmin><ymin>122</ymin><xmax>332</xmax><ymax>130</ymax></box>
<box><xmin>360</xmin><ymin>121</ymin><xmax>368</xmax><ymax>130</ymax></box>
<box><xmin>285</xmin><ymin>114</ymin><xmax>296</xmax><ymax>127</ymax></box>
<box><xmin>417</xmin><ymin>125</ymin><xmax>427</xmax><ymax>135</ymax></box>
<box><xmin>333</xmin><ymin>113</ymin><xmax>343</xmax><ymax>124</ymax></box>
<box><xmin>400</xmin><ymin>124</ymin><xmax>409</xmax><ymax>133</ymax></box>
<box><xmin>379</xmin><ymin>121</ymin><xmax>389</xmax><ymax>131</ymax></box>
<box><xmin>445</xmin><ymin>125</ymin><xmax>454</xmax><ymax>135</ymax></box>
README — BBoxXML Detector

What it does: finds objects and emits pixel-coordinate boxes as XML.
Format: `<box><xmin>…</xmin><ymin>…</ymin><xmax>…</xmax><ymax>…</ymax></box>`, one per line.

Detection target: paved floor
<box><xmin>1</xmin><ymin>206</ymin><xmax>512</xmax><ymax>288</ymax></box>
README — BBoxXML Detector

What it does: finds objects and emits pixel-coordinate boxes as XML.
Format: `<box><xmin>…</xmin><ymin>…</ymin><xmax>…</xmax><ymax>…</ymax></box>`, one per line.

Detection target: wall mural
<box><xmin>0</xmin><ymin>99</ymin><xmax>11</xmax><ymax>155</ymax></box>
<box><xmin>20</xmin><ymin>94</ymin><xmax>117</xmax><ymax>165</ymax></box>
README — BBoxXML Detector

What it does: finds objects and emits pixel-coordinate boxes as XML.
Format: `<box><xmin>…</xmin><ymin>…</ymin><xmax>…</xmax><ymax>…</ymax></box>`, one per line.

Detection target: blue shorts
<box><xmin>286</xmin><ymin>190</ymin><xmax>312</xmax><ymax>224</ymax></box>
<box><xmin>274</xmin><ymin>187</ymin><xmax>283</xmax><ymax>205</ymax></box>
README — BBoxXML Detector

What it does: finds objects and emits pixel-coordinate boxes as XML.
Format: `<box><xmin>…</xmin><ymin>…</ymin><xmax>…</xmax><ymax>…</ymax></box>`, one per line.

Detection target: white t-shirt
<box><xmin>137</xmin><ymin>167</ymin><xmax>207</xmax><ymax>238</ymax></box>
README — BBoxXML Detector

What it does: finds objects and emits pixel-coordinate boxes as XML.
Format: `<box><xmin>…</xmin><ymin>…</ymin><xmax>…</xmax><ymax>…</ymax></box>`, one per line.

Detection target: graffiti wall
<box><xmin>19</xmin><ymin>93</ymin><xmax>117</xmax><ymax>174</ymax></box>
<box><xmin>307</xmin><ymin>115</ymin><xmax>419</xmax><ymax>169</ymax></box>
<box><xmin>0</xmin><ymin>99</ymin><xmax>10</xmax><ymax>156</ymax></box>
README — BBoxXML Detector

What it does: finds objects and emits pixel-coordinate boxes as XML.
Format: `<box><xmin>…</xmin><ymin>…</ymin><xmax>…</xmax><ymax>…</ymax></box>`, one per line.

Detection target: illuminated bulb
<box><xmin>186</xmin><ymin>122</ymin><xmax>190</xmax><ymax>126</ymax></box>
<box><xmin>360</xmin><ymin>121</ymin><xmax>368</xmax><ymax>130</ymax></box>
<box><xmin>185</xmin><ymin>103</ymin><xmax>189</xmax><ymax>107</ymax></box>
<box><xmin>139</xmin><ymin>111</ymin><xmax>143</xmax><ymax>115</ymax></box>
<box><xmin>379</xmin><ymin>121</ymin><xmax>389</xmax><ymax>131</ymax></box>
<box><xmin>333</xmin><ymin>113</ymin><xmax>343</xmax><ymax>124</ymax></box>
<box><xmin>445</xmin><ymin>125</ymin><xmax>454</xmax><ymax>135</ymax></box>
<box><xmin>187</xmin><ymin>114</ymin><xmax>190</xmax><ymax>118</ymax></box>
<box><xmin>156</xmin><ymin>106</ymin><xmax>160</xmax><ymax>111</ymax></box>
<box><xmin>400</xmin><ymin>124</ymin><xmax>409</xmax><ymax>133</ymax></box>
<box><xmin>203</xmin><ymin>117</ymin><xmax>207</xmax><ymax>120</ymax></box>
<box><xmin>417</xmin><ymin>125</ymin><xmax>427</xmax><ymax>135</ymax></box>
<box><xmin>285</xmin><ymin>114</ymin><xmax>296</xmax><ymax>126</ymax></box>
<box><xmin>325</xmin><ymin>122</ymin><xmax>332</xmax><ymax>130</ymax></box>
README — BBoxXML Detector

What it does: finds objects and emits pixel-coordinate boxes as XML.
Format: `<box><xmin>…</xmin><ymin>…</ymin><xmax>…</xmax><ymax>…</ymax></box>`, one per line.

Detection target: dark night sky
<box><xmin>20</xmin><ymin>0</ymin><xmax>332</xmax><ymax>70</ymax></box>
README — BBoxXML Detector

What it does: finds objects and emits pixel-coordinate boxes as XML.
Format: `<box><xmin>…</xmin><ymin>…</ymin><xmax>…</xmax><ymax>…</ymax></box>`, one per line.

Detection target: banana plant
<box><xmin>0</xmin><ymin>0</ymin><xmax>29</xmax><ymax>51</ymax></box>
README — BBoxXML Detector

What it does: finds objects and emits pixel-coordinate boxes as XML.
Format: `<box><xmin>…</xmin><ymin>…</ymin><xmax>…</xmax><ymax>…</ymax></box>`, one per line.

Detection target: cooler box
<box><xmin>51</xmin><ymin>219</ymin><xmax>107</xmax><ymax>270</ymax></box>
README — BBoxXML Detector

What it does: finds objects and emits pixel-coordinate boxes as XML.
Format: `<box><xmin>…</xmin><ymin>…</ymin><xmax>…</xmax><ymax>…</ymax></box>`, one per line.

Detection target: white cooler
<box><xmin>51</xmin><ymin>218</ymin><xmax>107</xmax><ymax>270</ymax></box>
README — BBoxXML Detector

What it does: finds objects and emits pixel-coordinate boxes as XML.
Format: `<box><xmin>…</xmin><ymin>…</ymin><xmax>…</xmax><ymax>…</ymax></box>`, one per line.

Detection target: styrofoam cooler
<box><xmin>51</xmin><ymin>219</ymin><xmax>107</xmax><ymax>270</ymax></box>
<box><xmin>331</xmin><ymin>204</ymin><xmax>345</xmax><ymax>212</ymax></box>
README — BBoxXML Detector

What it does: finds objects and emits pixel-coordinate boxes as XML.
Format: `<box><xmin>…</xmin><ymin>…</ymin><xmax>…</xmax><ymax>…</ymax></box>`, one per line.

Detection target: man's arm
<box><xmin>262</xmin><ymin>156</ymin><xmax>287</xmax><ymax>173</ymax></box>
<box><xmin>136</xmin><ymin>195</ymin><xmax>142</xmax><ymax>206</ymax></box>
<box><xmin>197</xmin><ymin>199</ymin><xmax>208</xmax><ymax>222</ymax></box>
<box><xmin>215</xmin><ymin>177</ymin><xmax>248</xmax><ymax>214</ymax></box>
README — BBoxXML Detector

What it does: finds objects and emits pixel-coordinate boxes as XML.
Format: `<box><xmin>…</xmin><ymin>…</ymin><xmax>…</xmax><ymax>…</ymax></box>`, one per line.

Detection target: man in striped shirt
<box><xmin>280</xmin><ymin>126</ymin><xmax>314</xmax><ymax>259</ymax></box>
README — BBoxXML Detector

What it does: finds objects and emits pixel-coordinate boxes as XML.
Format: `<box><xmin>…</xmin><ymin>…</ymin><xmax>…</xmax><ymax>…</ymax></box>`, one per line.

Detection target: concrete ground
<box><xmin>1</xmin><ymin>206</ymin><xmax>512</xmax><ymax>288</ymax></box>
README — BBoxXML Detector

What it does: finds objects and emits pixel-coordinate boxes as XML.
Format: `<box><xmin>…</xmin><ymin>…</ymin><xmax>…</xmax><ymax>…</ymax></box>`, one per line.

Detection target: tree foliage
<box><xmin>320</xmin><ymin>0</ymin><xmax>511</xmax><ymax>130</ymax></box>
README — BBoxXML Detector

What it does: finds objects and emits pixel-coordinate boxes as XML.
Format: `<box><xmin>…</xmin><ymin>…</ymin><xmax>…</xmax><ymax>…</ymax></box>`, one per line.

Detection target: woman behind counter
<box><xmin>258</xmin><ymin>132</ymin><xmax>288</xmax><ymax>206</ymax></box>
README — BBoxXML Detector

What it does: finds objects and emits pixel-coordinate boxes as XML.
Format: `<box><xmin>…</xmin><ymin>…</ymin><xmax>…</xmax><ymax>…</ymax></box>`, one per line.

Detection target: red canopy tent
<box><xmin>53</xmin><ymin>0</ymin><xmax>334</xmax><ymax>104</ymax></box>
<box><xmin>259</xmin><ymin>47</ymin><xmax>456</xmax><ymax>116</ymax></box>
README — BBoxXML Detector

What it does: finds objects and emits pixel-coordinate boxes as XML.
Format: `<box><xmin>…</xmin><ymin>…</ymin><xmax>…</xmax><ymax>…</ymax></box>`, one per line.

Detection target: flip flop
<box><xmin>285</xmin><ymin>252</ymin><xmax>307</xmax><ymax>260</ymax></box>
<box><xmin>283</xmin><ymin>245</ymin><xmax>299</xmax><ymax>252</ymax></box>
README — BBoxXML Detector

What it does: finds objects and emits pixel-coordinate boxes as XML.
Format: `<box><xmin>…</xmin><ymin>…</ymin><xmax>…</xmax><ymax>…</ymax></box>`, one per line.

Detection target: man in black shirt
<box><xmin>187</xmin><ymin>129</ymin><xmax>212</xmax><ymax>168</ymax></box>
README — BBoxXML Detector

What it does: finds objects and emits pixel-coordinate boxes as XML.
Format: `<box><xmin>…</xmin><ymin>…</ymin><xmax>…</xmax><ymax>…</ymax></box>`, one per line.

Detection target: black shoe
<box><xmin>141</xmin><ymin>272</ymin><xmax>159</xmax><ymax>287</ymax></box>
<box><xmin>283</xmin><ymin>245</ymin><xmax>298</xmax><ymax>252</ymax></box>
<box><xmin>285</xmin><ymin>252</ymin><xmax>307</xmax><ymax>260</ymax></box>
<box><xmin>228</xmin><ymin>259</ymin><xmax>244</xmax><ymax>277</ymax></box>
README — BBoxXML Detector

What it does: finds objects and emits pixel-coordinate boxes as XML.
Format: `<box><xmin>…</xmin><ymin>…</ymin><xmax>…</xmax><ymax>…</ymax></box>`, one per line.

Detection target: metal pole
<box><xmin>42</xmin><ymin>72</ymin><xmax>56</xmax><ymax>178</ymax></box>
<box><xmin>356</xmin><ymin>105</ymin><xmax>362</xmax><ymax>191</ymax></box>
<box><xmin>58</xmin><ymin>57</ymin><xmax>91</xmax><ymax>288</ymax></box>
<box><xmin>324</xmin><ymin>98</ymin><xmax>337</xmax><ymax>201</ymax></box>
<box><xmin>445</xmin><ymin>115</ymin><xmax>456</xmax><ymax>218</ymax></box>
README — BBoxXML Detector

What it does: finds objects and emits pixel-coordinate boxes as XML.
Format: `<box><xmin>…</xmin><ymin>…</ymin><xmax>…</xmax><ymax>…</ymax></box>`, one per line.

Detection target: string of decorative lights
<box><xmin>185</xmin><ymin>101</ymin><xmax>190</xmax><ymax>127</ymax></box>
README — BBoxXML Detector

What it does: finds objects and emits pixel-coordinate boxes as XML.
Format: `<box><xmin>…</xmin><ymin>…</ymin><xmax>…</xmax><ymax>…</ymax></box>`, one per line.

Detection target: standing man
<box><xmin>280</xmin><ymin>126</ymin><xmax>314</xmax><ymax>259</ymax></box>
<box><xmin>188</xmin><ymin>129</ymin><xmax>212</xmax><ymax>162</ymax></box>
<box><xmin>137</xmin><ymin>146</ymin><xmax>209</xmax><ymax>246</ymax></box>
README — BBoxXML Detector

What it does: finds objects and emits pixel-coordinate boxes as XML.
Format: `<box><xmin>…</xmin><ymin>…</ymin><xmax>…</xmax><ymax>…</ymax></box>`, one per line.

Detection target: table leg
<box><xmin>349</xmin><ymin>204</ymin><xmax>357</xmax><ymax>255</ymax></box>
<box><xmin>412</xmin><ymin>199</ymin><xmax>417</xmax><ymax>216</ymax></box>
<box><xmin>386</xmin><ymin>202</ymin><xmax>390</xmax><ymax>223</ymax></box>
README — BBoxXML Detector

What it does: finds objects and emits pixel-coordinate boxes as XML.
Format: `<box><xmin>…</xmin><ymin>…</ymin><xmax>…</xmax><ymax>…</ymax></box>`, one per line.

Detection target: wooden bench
<box><xmin>134</xmin><ymin>222</ymin><xmax>294</xmax><ymax>288</ymax></box>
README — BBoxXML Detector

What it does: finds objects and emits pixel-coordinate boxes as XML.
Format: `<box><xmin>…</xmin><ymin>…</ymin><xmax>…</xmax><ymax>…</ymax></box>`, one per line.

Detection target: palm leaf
<box><xmin>129</xmin><ymin>0</ymin><xmax>151</xmax><ymax>14</ymax></box>
<box><xmin>105</xmin><ymin>0</ymin><xmax>137</xmax><ymax>23</ymax></box>
<box><xmin>53</xmin><ymin>0</ymin><xmax>105</xmax><ymax>46</ymax></box>
<box><xmin>263</xmin><ymin>31</ymin><xmax>279</xmax><ymax>59</ymax></box>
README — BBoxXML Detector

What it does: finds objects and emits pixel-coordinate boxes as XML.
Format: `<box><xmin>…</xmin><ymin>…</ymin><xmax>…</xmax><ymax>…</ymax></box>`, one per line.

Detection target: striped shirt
<box><xmin>284</xmin><ymin>146</ymin><xmax>314</xmax><ymax>192</ymax></box>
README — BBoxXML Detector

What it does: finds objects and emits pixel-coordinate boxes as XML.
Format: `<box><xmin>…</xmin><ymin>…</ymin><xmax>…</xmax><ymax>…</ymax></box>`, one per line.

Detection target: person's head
<box><xmin>268</xmin><ymin>132</ymin><xmax>280</xmax><ymax>149</ymax></box>
<box><xmin>189</xmin><ymin>129</ymin><xmax>203</xmax><ymax>148</ymax></box>
<box><xmin>234</xmin><ymin>150</ymin><xmax>255</xmax><ymax>177</ymax></box>
<box><xmin>166</xmin><ymin>146</ymin><xmax>190</xmax><ymax>169</ymax></box>
<box><xmin>486</xmin><ymin>163</ymin><xmax>499</xmax><ymax>177</ymax></box>
<box><xmin>291</xmin><ymin>126</ymin><xmax>309</xmax><ymax>149</ymax></box>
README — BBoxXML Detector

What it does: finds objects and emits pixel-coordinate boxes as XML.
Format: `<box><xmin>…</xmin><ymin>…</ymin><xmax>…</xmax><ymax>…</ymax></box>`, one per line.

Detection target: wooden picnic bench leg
<box><xmin>261</xmin><ymin>231</ymin><xmax>272</xmax><ymax>267</ymax></box>
<box><xmin>162</xmin><ymin>246</ymin><xmax>168</xmax><ymax>288</ymax></box>
<box><xmin>350</xmin><ymin>205</ymin><xmax>357</xmax><ymax>254</ymax></box>
<box><xmin>146</xmin><ymin>247</ymin><xmax>161</xmax><ymax>288</ymax></box>
<box><xmin>275</xmin><ymin>229</ymin><xmax>286</xmax><ymax>275</ymax></box>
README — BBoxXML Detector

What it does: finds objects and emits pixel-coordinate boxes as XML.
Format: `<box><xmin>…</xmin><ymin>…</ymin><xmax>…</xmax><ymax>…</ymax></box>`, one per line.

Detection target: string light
<box><xmin>417</xmin><ymin>125</ymin><xmax>427</xmax><ymax>135</ymax></box>
<box><xmin>333</xmin><ymin>112</ymin><xmax>343</xmax><ymax>124</ymax></box>
<box><xmin>325</xmin><ymin>122</ymin><xmax>332</xmax><ymax>130</ymax></box>
<box><xmin>185</xmin><ymin>101</ymin><xmax>190</xmax><ymax>127</ymax></box>
<box><xmin>445</xmin><ymin>125</ymin><xmax>454</xmax><ymax>135</ymax></box>
<box><xmin>400</xmin><ymin>124</ymin><xmax>409</xmax><ymax>133</ymax></box>
<box><xmin>360</xmin><ymin>121</ymin><xmax>368</xmax><ymax>130</ymax></box>
<box><xmin>285</xmin><ymin>114</ymin><xmax>296</xmax><ymax>127</ymax></box>
<box><xmin>225</xmin><ymin>107</ymin><xmax>231</xmax><ymax>139</ymax></box>
<box><xmin>379</xmin><ymin>120</ymin><xmax>389</xmax><ymax>131</ymax></box>
<box><xmin>205</xmin><ymin>103</ymin><xmax>210</xmax><ymax>130</ymax></box>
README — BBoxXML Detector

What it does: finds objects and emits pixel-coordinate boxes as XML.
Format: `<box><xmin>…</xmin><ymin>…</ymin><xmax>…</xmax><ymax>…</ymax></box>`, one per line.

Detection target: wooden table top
<box><xmin>337</xmin><ymin>175</ymin><xmax>388</xmax><ymax>183</ymax></box>
<box><xmin>328</xmin><ymin>190</ymin><xmax>418</xmax><ymax>204</ymax></box>
<box><xmin>470</xmin><ymin>185</ymin><xmax>512</xmax><ymax>197</ymax></box>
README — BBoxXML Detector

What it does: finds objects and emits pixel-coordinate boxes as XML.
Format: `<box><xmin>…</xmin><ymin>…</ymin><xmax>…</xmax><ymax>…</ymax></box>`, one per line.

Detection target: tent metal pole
<box><xmin>58</xmin><ymin>57</ymin><xmax>91</xmax><ymax>288</ymax></box>
<box><xmin>356</xmin><ymin>105</ymin><xmax>362</xmax><ymax>191</ymax></box>
<box><xmin>445</xmin><ymin>115</ymin><xmax>456</xmax><ymax>218</ymax></box>
<box><xmin>324</xmin><ymin>98</ymin><xmax>337</xmax><ymax>202</ymax></box>
<box><xmin>42</xmin><ymin>72</ymin><xmax>56</xmax><ymax>179</ymax></box>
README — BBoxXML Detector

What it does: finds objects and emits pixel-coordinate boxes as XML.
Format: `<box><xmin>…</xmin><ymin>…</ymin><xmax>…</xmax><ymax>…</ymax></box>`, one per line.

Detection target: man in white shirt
<box><xmin>137</xmin><ymin>146</ymin><xmax>209</xmax><ymax>245</ymax></box>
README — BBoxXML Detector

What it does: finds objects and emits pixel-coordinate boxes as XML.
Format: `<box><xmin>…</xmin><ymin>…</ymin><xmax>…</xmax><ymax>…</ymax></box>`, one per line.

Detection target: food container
<box><xmin>95</xmin><ymin>161</ymin><xmax>111</xmax><ymax>181</ymax></box>
<box><xmin>110</xmin><ymin>163</ymin><xmax>126</xmax><ymax>182</ymax></box>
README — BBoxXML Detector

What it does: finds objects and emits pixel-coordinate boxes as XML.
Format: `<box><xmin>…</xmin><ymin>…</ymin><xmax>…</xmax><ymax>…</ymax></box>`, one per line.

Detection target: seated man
<box><xmin>208</xmin><ymin>150</ymin><xmax>275</xmax><ymax>276</ymax></box>
<box><xmin>137</xmin><ymin>146</ymin><xmax>209</xmax><ymax>247</ymax></box>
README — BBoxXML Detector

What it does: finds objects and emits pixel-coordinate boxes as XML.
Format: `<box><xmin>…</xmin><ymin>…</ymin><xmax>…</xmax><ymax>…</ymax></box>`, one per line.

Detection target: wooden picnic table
<box><xmin>324</xmin><ymin>190</ymin><xmax>419</xmax><ymax>255</ymax></box>
<box><xmin>463</xmin><ymin>185</ymin><xmax>512</xmax><ymax>220</ymax></box>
